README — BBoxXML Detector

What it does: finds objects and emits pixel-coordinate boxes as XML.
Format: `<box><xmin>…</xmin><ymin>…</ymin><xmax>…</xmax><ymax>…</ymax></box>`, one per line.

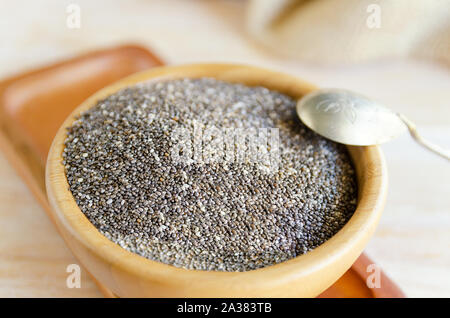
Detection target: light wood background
<box><xmin>0</xmin><ymin>0</ymin><xmax>449</xmax><ymax>297</ymax></box>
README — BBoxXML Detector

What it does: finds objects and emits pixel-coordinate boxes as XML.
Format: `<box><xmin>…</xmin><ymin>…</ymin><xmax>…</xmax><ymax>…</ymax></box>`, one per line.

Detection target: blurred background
<box><xmin>0</xmin><ymin>0</ymin><xmax>449</xmax><ymax>297</ymax></box>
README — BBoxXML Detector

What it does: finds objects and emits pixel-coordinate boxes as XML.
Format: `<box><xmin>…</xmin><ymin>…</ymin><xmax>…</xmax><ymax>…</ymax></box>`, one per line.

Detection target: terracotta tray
<box><xmin>0</xmin><ymin>45</ymin><xmax>404</xmax><ymax>298</ymax></box>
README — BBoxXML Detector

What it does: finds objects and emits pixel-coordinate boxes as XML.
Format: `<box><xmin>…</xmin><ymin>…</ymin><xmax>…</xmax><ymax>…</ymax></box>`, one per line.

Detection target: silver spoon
<box><xmin>297</xmin><ymin>88</ymin><xmax>450</xmax><ymax>161</ymax></box>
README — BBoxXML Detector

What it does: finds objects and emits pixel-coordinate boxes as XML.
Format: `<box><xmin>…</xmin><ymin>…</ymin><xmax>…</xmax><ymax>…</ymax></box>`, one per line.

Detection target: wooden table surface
<box><xmin>0</xmin><ymin>0</ymin><xmax>449</xmax><ymax>297</ymax></box>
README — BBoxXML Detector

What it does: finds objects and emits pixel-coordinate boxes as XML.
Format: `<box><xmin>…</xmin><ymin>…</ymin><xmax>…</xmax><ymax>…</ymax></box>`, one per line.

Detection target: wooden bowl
<box><xmin>46</xmin><ymin>64</ymin><xmax>388</xmax><ymax>297</ymax></box>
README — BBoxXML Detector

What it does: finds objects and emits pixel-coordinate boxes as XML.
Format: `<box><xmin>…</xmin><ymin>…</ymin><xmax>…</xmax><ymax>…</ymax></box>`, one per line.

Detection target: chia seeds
<box><xmin>63</xmin><ymin>78</ymin><xmax>357</xmax><ymax>272</ymax></box>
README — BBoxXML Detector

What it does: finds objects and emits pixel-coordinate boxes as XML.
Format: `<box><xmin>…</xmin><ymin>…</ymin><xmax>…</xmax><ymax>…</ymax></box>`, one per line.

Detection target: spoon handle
<box><xmin>397</xmin><ymin>114</ymin><xmax>450</xmax><ymax>161</ymax></box>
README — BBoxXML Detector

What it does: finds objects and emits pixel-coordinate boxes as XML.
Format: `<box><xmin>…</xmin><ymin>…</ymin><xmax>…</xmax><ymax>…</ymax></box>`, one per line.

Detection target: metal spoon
<box><xmin>297</xmin><ymin>88</ymin><xmax>450</xmax><ymax>161</ymax></box>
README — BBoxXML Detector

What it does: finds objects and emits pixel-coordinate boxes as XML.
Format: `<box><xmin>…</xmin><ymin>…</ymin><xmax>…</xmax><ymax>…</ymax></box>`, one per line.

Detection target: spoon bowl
<box><xmin>297</xmin><ymin>89</ymin><xmax>407</xmax><ymax>146</ymax></box>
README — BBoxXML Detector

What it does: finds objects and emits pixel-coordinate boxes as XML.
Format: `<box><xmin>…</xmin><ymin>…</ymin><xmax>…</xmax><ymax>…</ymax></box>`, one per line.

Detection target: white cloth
<box><xmin>246</xmin><ymin>0</ymin><xmax>450</xmax><ymax>65</ymax></box>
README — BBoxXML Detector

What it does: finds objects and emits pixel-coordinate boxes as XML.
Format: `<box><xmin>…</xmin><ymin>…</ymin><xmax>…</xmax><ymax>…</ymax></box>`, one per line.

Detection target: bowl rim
<box><xmin>46</xmin><ymin>63</ymin><xmax>387</xmax><ymax>292</ymax></box>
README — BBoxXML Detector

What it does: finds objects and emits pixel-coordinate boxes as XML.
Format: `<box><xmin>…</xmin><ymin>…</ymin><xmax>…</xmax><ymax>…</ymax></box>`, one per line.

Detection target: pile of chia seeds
<box><xmin>63</xmin><ymin>78</ymin><xmax>357</xmax><ymax>272</ymax></box>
